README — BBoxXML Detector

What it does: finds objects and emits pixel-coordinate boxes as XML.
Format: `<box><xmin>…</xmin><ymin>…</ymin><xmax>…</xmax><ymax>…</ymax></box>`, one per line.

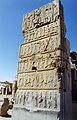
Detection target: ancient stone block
<box><xmin>12</xmin><ymin>0</ymin><xmax>72</xmax><ymax>120</ymax></box>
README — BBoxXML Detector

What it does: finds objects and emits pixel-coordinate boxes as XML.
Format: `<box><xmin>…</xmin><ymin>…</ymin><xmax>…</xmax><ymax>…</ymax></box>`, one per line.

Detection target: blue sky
<box><xmin>0</xmin><ymin>0</ymin><xmax>77</xmax><ymax>82</ymax></box>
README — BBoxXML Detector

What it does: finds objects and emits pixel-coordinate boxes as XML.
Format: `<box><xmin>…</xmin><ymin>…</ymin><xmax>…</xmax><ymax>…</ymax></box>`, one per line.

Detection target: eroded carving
<box><xmin>15</xmin><ymin>90</ymin><xmax>60</xmax><ymax>111</ymax></box>
<box><xmin>14</xmin><ymin>0</ymin><xmax>70</xmax><ymax>116</ymax></box>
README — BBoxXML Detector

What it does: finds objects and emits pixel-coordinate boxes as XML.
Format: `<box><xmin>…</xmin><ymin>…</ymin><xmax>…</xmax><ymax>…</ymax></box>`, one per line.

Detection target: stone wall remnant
<box><xmin>12</xmin><ymin>0</ymin><xmax>72</xmax><ymax>120</ymax></box>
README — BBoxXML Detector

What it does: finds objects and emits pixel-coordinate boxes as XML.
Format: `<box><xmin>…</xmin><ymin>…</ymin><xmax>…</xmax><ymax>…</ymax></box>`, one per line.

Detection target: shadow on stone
<box><xmin>1</xmin><ymin>113</ymin><xmax>11</xmax><ymax>118</ymax></box>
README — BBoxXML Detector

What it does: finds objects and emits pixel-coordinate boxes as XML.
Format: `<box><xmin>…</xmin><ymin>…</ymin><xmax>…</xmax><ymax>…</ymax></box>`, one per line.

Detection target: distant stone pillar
<box><xmin>5</xmin><ymin>87</ymin><xmax>8</xmax><ymax>95</ymax></box>
<box><xmin>9</xmin><ymin>85</ymin><xmax>11</xmax><ymax>93</ymax></box>
<box><xmin>2</xmin><ymin>88</ymin><xmax>4</xmax><ymax>95</ymax></box>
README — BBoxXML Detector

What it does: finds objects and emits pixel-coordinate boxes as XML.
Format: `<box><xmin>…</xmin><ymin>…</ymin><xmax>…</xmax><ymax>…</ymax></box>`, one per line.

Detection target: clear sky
<box><xmin>0</xmin><ymin>0</ymin><xmax>77</xmax><ymax>82</ymax></box>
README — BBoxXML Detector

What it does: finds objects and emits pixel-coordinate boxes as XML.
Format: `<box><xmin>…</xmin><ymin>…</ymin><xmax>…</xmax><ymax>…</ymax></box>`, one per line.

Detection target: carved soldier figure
<box><xmin>47</xmin><ymin>91</ymin><xmax>53</xmax><ymax>109</ymax></box>
<box><xmin>38</xmin><ymin>92</ymin><xmax>44</xmax><ymax>108</ymax></box>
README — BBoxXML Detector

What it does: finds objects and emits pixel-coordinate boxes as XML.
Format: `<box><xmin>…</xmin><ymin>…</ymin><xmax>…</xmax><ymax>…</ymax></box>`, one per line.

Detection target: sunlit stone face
<box><xmin>12</xmin><ymin>0</ymin><xmax>72</xmax><ymax>120</ymax></box>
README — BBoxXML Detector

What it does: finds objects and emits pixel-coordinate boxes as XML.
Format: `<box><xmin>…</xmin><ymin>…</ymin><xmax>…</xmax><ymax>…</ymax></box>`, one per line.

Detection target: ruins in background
<box><xmin>0</xmin><ymin>81</ymin><xmax>12</xmax><ymax>95</ymax></box>
<box><xmin>12</xmin><ymin>0</ymin><xmax>72</xmax><ymax>120</ymax></box>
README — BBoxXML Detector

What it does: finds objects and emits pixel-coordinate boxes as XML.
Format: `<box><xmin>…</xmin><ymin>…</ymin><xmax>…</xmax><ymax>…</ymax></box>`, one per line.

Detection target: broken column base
<box><xmin>12</xmin><ymin>106</ymin><xmax>59</xmax><ymax>120</ymax></box>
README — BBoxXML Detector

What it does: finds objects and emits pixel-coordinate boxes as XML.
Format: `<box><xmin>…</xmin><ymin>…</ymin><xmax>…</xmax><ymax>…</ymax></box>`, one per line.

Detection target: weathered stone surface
<box><xmin>12</xmin><ymin>0</ymin><xmax>72</xmax><ymax>120</ymax></box>
<box><xmin>17</xmin><ymin>69</ymin><xmax>60</xmax><ymax>89</ymax></box>
<box><xmin>15</xmin><ymin>90</ymin><xmax>60</xmax><ymax>110</ymax></box>
<box><xmin>22</xmin><ymin>1</ymin><xmax>60</xmax><ymax>32</ymax></box>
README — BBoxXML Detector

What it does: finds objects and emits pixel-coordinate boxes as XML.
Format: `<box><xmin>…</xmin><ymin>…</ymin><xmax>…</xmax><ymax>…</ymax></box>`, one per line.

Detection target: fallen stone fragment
<box><xmin>0</xmin><ymin>98</ymin><xmax>10</xmax><ymax>117</ymax></box>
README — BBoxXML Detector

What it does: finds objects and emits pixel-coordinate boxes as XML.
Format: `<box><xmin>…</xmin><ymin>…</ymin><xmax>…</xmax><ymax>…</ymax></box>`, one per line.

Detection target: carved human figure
<box><xmin>24</xmin><ymin>32</ymin><xmax>28</xmax><ymax>43</ymax></box>
<box><xmin>44</xmin><ymin>72</ymin><xmax>48</xmax><ymax>88</ymax></box>
<box><xmin>47</xmin><ymin>92</ymin><xmax>53</xmax><ymax>109</ymax></box>
<box><xmin>26</xmin><ymin>76</ymin><xmax>31</xmax><ymax>87</ymax></box>
<box><xmin>39</xmin><ymin>74</ymin><xmax>44</xmax><ymax>88</ymax></box>
<box><xmin>47</xmin><ymin>72</ymin><xmax>53</xmax><ymax>88</ymax></box>
<box><xmin>44</xmin><ymin>25</ymin><xmax>49</xmax><ymax>36</ymax></box>
<box><xmin>40</xmin><ymin>26</ymin><xmax>45</xmax><ymax>37</ymax></box>
<box><xmin>53</xmin><ymin>3</ymin><xmax>59</xmax><ymax>20</ymax></box>
<box><xmin>40</xmin><ymin>40</ymin><xmax>46</xmax><ymax>52</ymax></box>
<box><xmin>25</xmin><ymin>92</ymin><xmax>30</xmax><ymax>105</ymax></box>
<box><xmin>24</xmin><ymin>60</ymin><xmax>28</xmax><ymax>71</ymax></box>
<box><xmin>24</xmin><ymin>77</ymin><xmax>28</xmax><ymax>87</ymax></box>
<box><xmin>37</xmin><ymin>28</ymin><xmax>41</xmax><ymax>38</ymax></box>
<box><xmin>38</xmin><ymin>92</ymin><xmax>44</xmax><ymax>108</ymax></box>
<box><xmin>24</xmin><ymin>92</ymin><xmax>27</xmax><ymax>105</ymax></box>
<box><xmin>31</xmin><ymin>92</ymin><xmax>38</xmax><ymax>107</ymax></box>
<box><xmin>35</xmin><ymin>74</ymin><xmax>39</xmax><ymax>87</ymax></box>
<box><xmin>34</xmin><ymin>29</ymin><xmax>37</xmax><ymax>39</ymax></box>
<box><xmin>19</xmin><ymin>94</ymin><xmax>22</xmax><ymax>104</ymax></box>
<box><xmin>20</xmin><ymin>46</ymin><xmax>24</xmax><ymax>57</ymax></box>
<box><xmin>30</xmin><ymin>76</ymin><xmax>34</xmax><ymax>87</ymax></box>
<box><xmin>18</xmin><ymin>62</ymin><xmax>21</xmax><ymax>72</ymax></box>
<box><xmin>52</xmin><ymin>93</ymin><xmax>57</xmax><ymax>109</ymax></box>
<box><xmin>20</xmin><ymin>94</ymin><xmax>24</xmax><ymax>105</ymax></box>
<box><xmin>43</xmin><ymin>92</ymin><xmax>47</xmax><ymax>108</ymax></box>
<box><xmin>47</xmin><ymin>37</ymin><xmax>54</xmax><ymax>51</ymax></box>
<box><xmin>22</xmin><ymin>92</ymin><xmax>26</xmax><ymax>105</ymax></box>
<box><xmin>15</xmin><ymin>92</ymin><xmax>19</xmax><ymax>104</ymax></box>
<box><xmin>39</xmin><ymin>56</ymin><xmax>45</xmax><ymax>70</ymax></box>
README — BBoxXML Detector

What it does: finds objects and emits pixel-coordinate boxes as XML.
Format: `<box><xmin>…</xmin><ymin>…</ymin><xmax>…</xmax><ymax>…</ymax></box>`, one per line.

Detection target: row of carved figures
<box><xmin>23</xmin><ymin>22</ymin><xmax>59</xmax><ymax>43</ymax></box>
<box><xmin>22</xmin><ymin>1</ymin><xmax>60</xmax><ymax>31</ymax></box>
<box><xmin>17</xmin><ymin>68</ymin><xmax>60</xmax><ymax>89</ymax></box>
<box><xmin>15</xmin><ymin>90</ymin><xmax>60</xmax><ymax>110</ymax></box>
<box><xmin>20</xmin><ymin>35</ymin><xmax>60</xmax><ymax>57</ymax></box>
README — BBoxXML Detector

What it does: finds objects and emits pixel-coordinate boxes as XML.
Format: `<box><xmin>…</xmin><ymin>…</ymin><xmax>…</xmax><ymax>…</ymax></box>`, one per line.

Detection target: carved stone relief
<box><xmin>22</xmin><ymin>0</ymin><xmax>61</xmax><ymax>32</ymax></box>
<box><xmin>18</xmin><ymin>50</ymin><xmax>62</xmax><ymax>72</ymax></box>
<box><xmin>19</xmin><ymin>35</ymin><xmax>61</xmax><ymax>58</ymax></box>
<box><xmin>17</xmin><ymin>69</ymin><xmax>60</xmax><ymax>90</ymax></box>
<box><xmin>15</xmin><ymin>90</ymin><xmax>60</xmax><ymax>111</ymax></box>
<box><xmin>14</xmin><ymin>1</ymin><xmax>71</xmax><ymax>119</ymax></box>
<box><xmin>23</xmin><ymin>21</ymin><xmax>59</xmax><ymax>44</ymax></box>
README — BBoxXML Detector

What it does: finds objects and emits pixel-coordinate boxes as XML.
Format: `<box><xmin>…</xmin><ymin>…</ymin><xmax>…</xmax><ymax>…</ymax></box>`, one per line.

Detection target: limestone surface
<box><xmin>12</xmin><ymin>0</ymin><xmax>72</xmax><ymax>120</ymax></box>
